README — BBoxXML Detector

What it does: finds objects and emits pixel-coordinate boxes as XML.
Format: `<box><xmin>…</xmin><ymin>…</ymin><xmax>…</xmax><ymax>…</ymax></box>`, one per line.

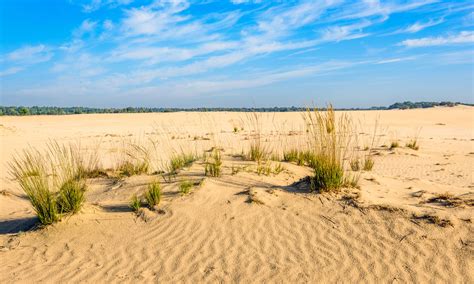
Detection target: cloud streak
<box><xmin>399</xmin><ymin>31</ymin><xmax>474</xmax><ymax>47</ymax></box>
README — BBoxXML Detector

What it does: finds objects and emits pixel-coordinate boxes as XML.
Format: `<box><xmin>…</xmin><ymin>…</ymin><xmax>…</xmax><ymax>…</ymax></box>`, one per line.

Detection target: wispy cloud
<box><xmin>0</xmin><ymin>67</ymin><xmax>24</xmax><ymax>77</ymax></box>
<box><xmin>80</xmin><ymin>0</ymin><xmax>134</xmax><ymax>13</ymax></box>
<box><xmin>399</xmin><ymin>30</ymin><xmax>474</xmax><ymax>47</ymax></box>
<box><xmin>5</xmin><ymin>45</ymin><xmax>53</xmax><ymax>64</ymax></box>
<box><xmin>388</xmin><ymin>18</ymin><xmax>444</xmax><ymax>35</ymax></box>
<box><xmin>376</xmin><ymin>56</ymin><xmax>417</xmax><ymax>64</ymax></box>
<box><xmin>73</xmin><ymin>19</ymin><xmax>98</xmax><ymax>37</ymax></box>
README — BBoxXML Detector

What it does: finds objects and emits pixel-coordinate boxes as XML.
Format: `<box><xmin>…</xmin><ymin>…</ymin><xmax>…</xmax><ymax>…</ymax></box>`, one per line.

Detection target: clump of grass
<box><xmin>310</xmin><ymin>156</ymin><xmax>344</xmax><ymax>192</ymax></box>
<box><xmin>9</xmin><ymin>143</ymin><xmax>91</xmax><ymax>225</ymax></box>
<box><xmin>145</xmin><ymin>181</ymin><xmax>161</xmax><ymax>209</ymax></box>
<box><xmin>119</xmin><ymin>161</ymin><xmax>149</xmax><ymax>177</ymax></box>
<box><xmin>205</xmin><ymin>148</ymin><xmax>222</xmax><ymax>177</ymax></box>
<box><xmin>256</xmin><ymin>163</ymin><xmax>272</xmax><ymax>176</ymax></box>
<box><xmin>57</xmin><ymin>179</ymin><xmax>86</xmax><ymax>214</ymax></box>
<box><xmin>406</xmin><ymin>139</ymin><xmax>419</xmax><ymax>150</ymax></box>
<box><xmin>246</xmin><ymin>112</ymin><xmax>269</xmax><ymax>162</ymax></box>
<box><xmin>168</xmin><ymin>152</ymin><xmax>197</xmax><ymax>174</ymax></box>
<box><xmin>389</xmin><ymin>141</ymin><xmax>399</xmax><ymax>150</ymax></box>
<box><xmin>179</xmin><ymin>180</ymin><xmax>193</xmax><ymax>195</ymax></box>
<box><xmin>129</xmin><ymin>194</ymin><xmax>142</xmax><ymax>213</ymax></box>
<box><xmin>256</xmin><ymin>162</ymin><xmax>285</xmax><ymax>176</ymax></box>
<box><xmin>406</xmin><ymin>129</ymin><xmax>421</xmax><ymax>150</ymax></box>
<box><xmin>303</xmin><ymin>105</ymin><xmax>355</xmax><ymax>192</ymax></box>
<box><xmin>363</xmin><ymin>157</ymin><xmax>374</xmax><ymax>171</ymax></box>
<box><xmin>273</xmin><ymin>163</ymin><xmax>285</xmax><ymax>174</ymax></box>
<box><xmin>118</xmin><ymin>142</ymin><xmax>150</xmax><ymax>176</ymax></box>
<box><xmin>283</xmin><ymin>149</ymin><xmax>299</xmax><ymax>163</ymax></box>
<box><xmin>248</xmin><ymin>143</ymin><xmax>268</xmax><ymax>162</ymax></box>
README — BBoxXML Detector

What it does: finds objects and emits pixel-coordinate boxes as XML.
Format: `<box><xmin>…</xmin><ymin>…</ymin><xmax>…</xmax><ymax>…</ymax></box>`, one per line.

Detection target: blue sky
<box><xmin>0</xmin><ymin>0</ymin><xmax>473</xmax><ymax>108</ymax></box>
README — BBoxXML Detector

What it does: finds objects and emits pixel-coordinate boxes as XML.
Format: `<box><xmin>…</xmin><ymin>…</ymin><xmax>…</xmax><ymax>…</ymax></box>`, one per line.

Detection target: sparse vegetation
<box><xmin>118</xmin><ymin>142</ymin><xmax>150</xmax><ymax>176</ymax></box>
<box><xmin>350</xmin><ymin>159</ymin><xmax>360</xmax><ymax>171</ymax></box>
<box><xmin>406</xmin><ymin>139</ymin><xmax>419</xmax><ymax>150</ymax></box>
<box><xmin>363</xmin><ymin>157</ymin><xmax>374</xmax><ymax>171</ymax></box>
<box><xmin>9</xmin><ymin>143</ymin><xmax>91</xmax><ymax>225</ymax></box>
<box><xmin>145</xmin><ymin>181</ymin><xmax>161</xmax><ymax>208</ymax></box>
<box><xmin>389</xmin><ymin>141</ymin><xmax>399</xmax><ymax>150</ymax></box>
<box><xmin>169</xmin><ymin>152</ymin><xmax>197</xmax><ymax>174</ymax></box>
<box><xmin>406</xmin><ymin>129</ymin><xmax>421</xmax><ymax>150</ymax></box>
<box><xmin>205</xmin><ymin>148</ymin><xmax>222</xmax><ymax>177</ymax></box>
<box><xmin>57</xmin><ymin>179</ymin><xmax>86</xmax><ymax>214</ymax></box>
<box><xmin>303</xmin><ymin>105</ymin><xmax>356</xmax><ymax>192</ymax></box>
<box><xmin>412</xmin><ymin>214</ymin><xmax>452</xmax><ymax>227</ymax></box>
<box><xmin>129</xmin><ymin>194</ymin><xmax>142</xmax><ymax>213</ymax></box>
<box><xmin>179</xmin><ymin>180</ymin><xmax>193</xmax><ymax>195</ymax></box>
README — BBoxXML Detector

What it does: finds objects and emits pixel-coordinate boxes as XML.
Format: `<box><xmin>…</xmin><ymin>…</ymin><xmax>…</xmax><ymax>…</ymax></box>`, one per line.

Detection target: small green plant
<box><xmin>390</xmin><ymin>141</ymin><xmax>399</xmax><ymax>150</ymax></box>
<box><xmin>256</xmin><ymin>163</ymin><xmax>271</xmax><ymax>176</ymax></box>
<box><xmin>363</xmin><ymin>157</ymin><xmax>374</xmax><ymax>171</ymax></box>
<box><xmin>205</xmin><ymin>148</ymin><xmax>222</xmax><ymax>177</ymax></box>
<box><xmin>169</xmin><ymin>152</ymin><xmax>196</xmax><ymax>174</ymax></box>
<box><xmin>129</xmin><ymin>194</ymin><xmax>141</xmax><ymax>213</ymax></box>
<box><xmin>145</xmin><ymin>181</ymin><xmax>161</xmax><ymax>208</ymax></box>
<box><xmin>273</xmin><ymin>163</ymin><xmax>285</xmax><ymax>174</ymax></box>
<box><xmin>179</xmin><ymin>180</ymin><xmax>193</xmax><ymax>195</ymax></box>
<box><xmin>233</xmin><ymin>126</ymin><xmax>239</xmax><ymax>133</ymax></box>
<box><xmin>118</xmin><ymin>160</ymin><xmax>149</xmax><ymax>177</ymax></box>
<box><xmin>57</xmin><ymin>179</ymin><xmax>86</xmax><ymax>214</ymax></box>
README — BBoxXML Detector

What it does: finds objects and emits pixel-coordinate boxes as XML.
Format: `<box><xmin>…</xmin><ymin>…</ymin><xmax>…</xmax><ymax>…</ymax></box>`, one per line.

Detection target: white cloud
<box><xmin>73</xmin><ymin>19</ymin><xmax>98</xmax><ymax>37</ymax></box>
<box><xmin>5</xmin><ymin>45</ymin><xmax>53</xmax><ymax>64</ymax></box>
<box><xmin>0</xmin><ymin>67</ymin><xmax>24</xmax><ymax>77</ymax></box>
<box><xmin>320</xmin><ymin>20</ymin><xmax>372</xmax><ymax>42</ymax></box>
<box><xmin>81</xmin><ymin>0</ymin><xmax>134</xmax><ymax>13</ymax></box>
<box><xmin>388</xmin><ymin>18</ymin><xmax>444</xmax><ymax>35</ymax></box>
<box><xmin>376</xmin><ymin>56</ymin><xmax>417</xmax><ymax>64</ymax></box>
<box><xmin>399</xmin><ymin>31</ymin><xmax>474</xmax><ymax>47</ymax></box>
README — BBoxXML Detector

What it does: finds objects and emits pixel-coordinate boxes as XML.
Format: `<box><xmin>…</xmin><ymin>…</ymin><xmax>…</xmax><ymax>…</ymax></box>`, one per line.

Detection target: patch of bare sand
<box><xmin>0</xmin><ymin>106</ymin><xmax>473</xmax><ymax>282</ymax></box>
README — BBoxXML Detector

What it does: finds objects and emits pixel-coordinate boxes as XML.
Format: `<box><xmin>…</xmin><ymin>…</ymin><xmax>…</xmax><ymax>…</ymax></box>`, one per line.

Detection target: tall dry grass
<box><xmin>303</xmin><ymin>105</ymin><xmax>357</xmax><ymax>192</ymax></box>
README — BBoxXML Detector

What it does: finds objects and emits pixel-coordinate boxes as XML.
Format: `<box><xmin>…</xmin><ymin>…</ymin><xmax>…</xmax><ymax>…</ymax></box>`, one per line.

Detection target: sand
<box><xmin>0</xmin><ymin>106</ymin><xmax>473</xmax><ymax>283</ymax></box>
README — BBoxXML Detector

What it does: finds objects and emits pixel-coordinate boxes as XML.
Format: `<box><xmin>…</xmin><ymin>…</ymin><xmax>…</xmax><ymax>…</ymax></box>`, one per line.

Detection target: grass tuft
<box><xmin>205</xmin><ymin>148</ymin><xmax>222</xmax><ymax>177</ymax></box>
<box><xmin>179</xmin><ymin>180</ymin><xmax>193</xmax><ymax>195</ymax></box>
<box><xmin>303</xmin><ymin>105</ymin><xmax>355</xmax><ymax>192</ymax></box>
<box><xmin>362</xmin><ymin>157</ymin><xmax>374</xmax><ymax>171</ymax></box>
<box><xmin>9</xmin><ymin>142</ymin><xmax>91</xmax><ymax>225</ymax></box>
<box><xmin>389</xmin><ymin>141</ymin><xmax>399</xmax><ymax>150</ymax></box>
<box><xmin>406</xmin><ymin>139</ymin><xmax>419</xmax><ymax>150</ymax></box>
<box><xmin>129</xmin><ymin>194</ymin><xmax>142</xmax><ymax>213</ymax></box>
<box><xmin>145</xmin><ymin>181</ymin><xmax>161</xmax><ymax>209</ymax></box>
<box><xmin>168</xmin><ymin>152</ymin><xmax>197</xmax><ymax>175</ymax></box>
<box><xmin>57</xmin><ymin>179</ymin><xmax>86</xmax><ymax>214</ymax></box>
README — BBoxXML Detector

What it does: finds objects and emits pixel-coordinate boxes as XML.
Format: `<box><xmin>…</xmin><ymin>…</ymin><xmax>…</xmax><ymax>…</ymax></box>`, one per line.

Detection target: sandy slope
<box><xmin>0</xmin><ymin>107</ymin><xmax>473</xmax><ymax>283</ymax></box>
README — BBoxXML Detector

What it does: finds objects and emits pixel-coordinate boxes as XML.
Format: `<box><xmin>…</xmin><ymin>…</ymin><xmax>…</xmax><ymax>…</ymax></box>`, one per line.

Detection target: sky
<box><xmin>0</xmin><ymin>0</ymin><xmax>473</xmax><ymax>108</ymax></box>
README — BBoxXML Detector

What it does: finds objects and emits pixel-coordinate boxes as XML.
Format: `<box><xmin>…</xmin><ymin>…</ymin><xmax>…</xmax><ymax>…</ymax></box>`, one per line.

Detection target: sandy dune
<box><xmin>0</xmin><ymin>107</ymin><xmax>473</xmax><ymax>283</ymax></box>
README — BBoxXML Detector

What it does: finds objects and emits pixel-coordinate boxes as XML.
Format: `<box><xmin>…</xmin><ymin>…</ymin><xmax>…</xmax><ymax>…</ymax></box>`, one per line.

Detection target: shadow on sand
<box><xmin>0</xmin><ymin>217</ymin><xmax>38</xmax><ymax>234</ymax></box>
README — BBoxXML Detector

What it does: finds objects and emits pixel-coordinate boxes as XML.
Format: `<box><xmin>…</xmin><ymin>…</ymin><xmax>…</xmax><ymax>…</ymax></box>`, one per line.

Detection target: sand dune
<box><xmin>0</xmin><ymin>107</ymin><xmax>473</xmax><ymax>283</ymax></box>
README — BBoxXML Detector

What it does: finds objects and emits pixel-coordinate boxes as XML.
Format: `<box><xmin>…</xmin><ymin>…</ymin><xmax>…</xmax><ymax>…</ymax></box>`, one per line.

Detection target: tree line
<box><xmin>0</xmin><ymin>101</ymin><xmax>467</xmax><ymax>116</ymax></box>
